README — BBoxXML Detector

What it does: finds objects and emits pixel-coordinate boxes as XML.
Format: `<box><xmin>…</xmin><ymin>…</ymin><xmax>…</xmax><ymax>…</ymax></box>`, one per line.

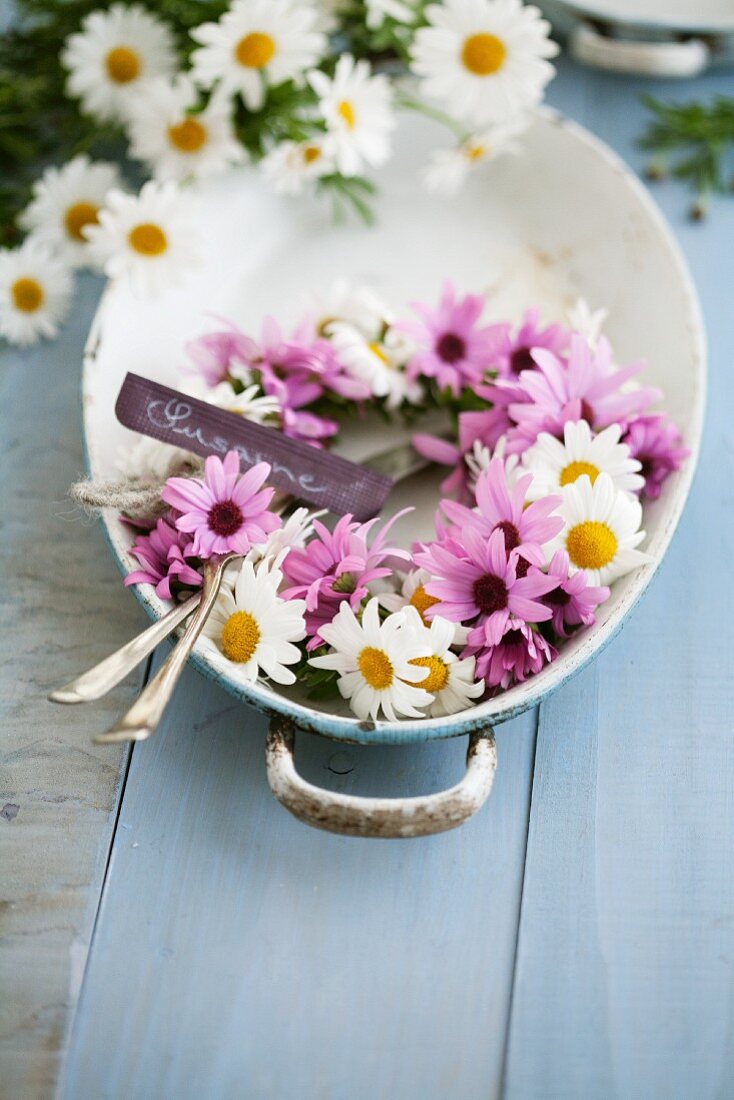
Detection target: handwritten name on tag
<box><xmin>115</xmin><ymin>373</ymin><xmax>393</xmax><ymax>520</ymax></box>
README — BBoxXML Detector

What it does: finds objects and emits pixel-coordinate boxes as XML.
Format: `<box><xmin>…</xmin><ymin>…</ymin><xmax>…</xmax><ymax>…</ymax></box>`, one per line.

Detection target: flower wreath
<box><xmin>116</xmin><ymin>279</ymin><xmax>687</xmax><ymax>723</ymax></box>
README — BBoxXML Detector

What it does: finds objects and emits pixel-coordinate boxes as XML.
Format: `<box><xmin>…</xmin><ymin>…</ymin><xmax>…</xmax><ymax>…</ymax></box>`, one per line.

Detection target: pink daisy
<box><xmin>438</xmin><ymin>457</ymin><xmax>563</xmax><ymax>568</ymax></box>
<box><xmin>412</xmin><ymin>406</ymin><xmax>514</xmax><ymax>502</ymax></box>
<box><xmin>251</xmin><ymin>316</ymin><xmax>368</xmax><ymax>444</ymax></box>
<box><xmin>416</xmin><ymin>526</ymin><xmax>557</xmax><ymax>645</ymax></box>
<box><xmin>402</xmin><ymin>281</ymin><xmax>496</xmax><ymax>397</ymax></box>
<box><xmin>282</xmin><ymin>510</ymin><xmax>412</xmax><ymax>646</ymax></box>
<box><xmin>486</xmin><ymin>308</ymin><xmax>569</xmax><ymax>379</ymax></box>
<box><xmin>622</xmin><ymin>413</ymin><xmax>689</xmax><ymax>501</ymax></box>
<box><xmin>124</xmin><ymin>516</ymin><xmax>203</xmax><ymax>601</ymax></box>
<box><xmin>542</xmin><ymin>550</ymin><xmax>610</xmax><ymax>638</ymax></box>
<box><xmin>185</xmin><ymin>320</ymin><xmax>258</xmax><ymax>387</ymax></box>
<box><xmin>161</xmin><ymin>450</ymin><xmax>280</xmax><ymax>559</ymax></box>
<box><xmin>479</xmin><ymin>334</ymin><xmax>662</xmax><ymax>454</ymax></box>
<box><xmin>464</xmin><ymin>618</ymin><xmax>557</xmax><ymax>690</ymax></box>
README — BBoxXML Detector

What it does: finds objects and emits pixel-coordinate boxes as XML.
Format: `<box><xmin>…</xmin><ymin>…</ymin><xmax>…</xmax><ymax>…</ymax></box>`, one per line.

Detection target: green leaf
<box><xmin>639</xmin><ymin>94</ymin><xmax>734</xmax><ymax>209</ymax></box>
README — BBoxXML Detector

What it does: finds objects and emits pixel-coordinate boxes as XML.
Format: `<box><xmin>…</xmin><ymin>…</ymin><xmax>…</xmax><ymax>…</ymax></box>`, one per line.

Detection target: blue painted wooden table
<box><xmin>4</xmin><ymin>57</ymin><xmax>734</xmax><ymax>1100</ymax></box>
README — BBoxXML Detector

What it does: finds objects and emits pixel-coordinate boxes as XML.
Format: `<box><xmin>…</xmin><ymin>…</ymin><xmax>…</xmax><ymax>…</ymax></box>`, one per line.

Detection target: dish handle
<box><xmin>571</xmin><ymin>23</ymin><xmax>709</xmax><ymax>78</ymax></box>
<box><xmin>265</xmin><ymin>716</ymin><xmax>497</xmax><ymax>838</ymax></box>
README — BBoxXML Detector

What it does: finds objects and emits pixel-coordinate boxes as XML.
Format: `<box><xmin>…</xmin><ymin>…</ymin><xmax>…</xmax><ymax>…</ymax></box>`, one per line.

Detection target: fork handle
<box><xmin>94</xmin><ymin>557</ymin><xmax>229</xmax><ymax>743</ymax></box>
<box><xmin>49</xmin><ymin>593</ymin><xmax>200</xmax><ymax>704</ymax></box>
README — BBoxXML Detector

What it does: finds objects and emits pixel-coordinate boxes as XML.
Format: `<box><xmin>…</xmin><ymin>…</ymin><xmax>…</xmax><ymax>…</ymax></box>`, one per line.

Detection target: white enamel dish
<box><xmin>83</xmin><ymin>109</ymin><xmax>705</xmax><ymax>762</ymax></box>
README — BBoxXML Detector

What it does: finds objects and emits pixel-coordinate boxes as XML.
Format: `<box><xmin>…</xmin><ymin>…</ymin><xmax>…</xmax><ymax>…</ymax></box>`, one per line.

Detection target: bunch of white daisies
<box><xmin>1</xmin><ymin>0</ymin><xmax>557</xmax><ymax>348</ymax></box>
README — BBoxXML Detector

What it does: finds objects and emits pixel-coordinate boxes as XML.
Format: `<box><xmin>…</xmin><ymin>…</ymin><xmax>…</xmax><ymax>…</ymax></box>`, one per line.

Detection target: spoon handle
<box><xmin>48</xmin><ymin>593</ymin><xmax>200</xmax><ymax>704</ymax></box>
<box><xmin>94</xmin><ymin>555</ymin><xmax>233</xmax><ymax>744</ymax></box>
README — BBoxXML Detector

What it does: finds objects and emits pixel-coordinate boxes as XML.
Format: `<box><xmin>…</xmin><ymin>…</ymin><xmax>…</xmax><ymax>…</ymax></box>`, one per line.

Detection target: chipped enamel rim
<box><xmin>82</xmin><ymin>109</ymin><xmax>706</xmax><ymax>746</ymax></box>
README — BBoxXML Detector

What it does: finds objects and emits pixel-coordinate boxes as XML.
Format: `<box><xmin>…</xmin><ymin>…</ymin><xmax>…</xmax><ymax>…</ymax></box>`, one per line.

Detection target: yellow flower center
<box><xmin>358</xmin><ymin>646</ymin><xmax>394</xmax><ymax>690</ymax></box>
<box><xmin>105</xmin><ymin>45</ymin><xmax>141</xmax><ymax>84</ymax></box>
<box><xmin>465</xmin><ymin>142</ymin><xmax>487</xmax><ymax>161</ymax></box>
<box><xmin>128</xmin><ymin>223</ymin><xmax>168</xmax><ymax>256</ymax></box>
<box><xmin>235</xmin><ymin>32</ymin><xmax>276</xmax><ymax>68</ymax></box>
<box><xmin>368</xmin><ymin>341</ymin><xmax>389</xmax><ymax>365</ymax></box>
<box><xmin>168</xmin><ymin>117</ymin><xmax>208</xmax><ymax>153</ymax></box>
<box><xmin>409</xmin><ymin>655</ymin><xmax>449</xmax><ymax>694</ymax></box>
<box><xmin>338</xmin><ymin>99</ymin><xmax>356</xmax><ymax>129</ymax></box>
<box><xmin>559</xmin><ymin>460</ymin><xmax>600</xmax><ymax>487</ymax></box>
<box><xmin>11</xmin><ymin>277</ymin><xmax>44</xmax><ymax>313</ymax></box>
<box><xmin>221</xmin><ymin>610</ymin><xmax>261</xmax><ymax>663</ymax></box>
<box><xmin>409</xmin><ymin>584</ymin><xmax>440</xmax><ymax>625</ymax></box>
<box><xmin>64</xmin><ymin>200</ymin><xmax>100</xmax><ymax>242</ymax></box>
<box><xmin>461</xmin><ymin>33</ymin><xmax>507</xmax><ymax>75</ymax></box>
<box><xmin>566</xmin><ymin>521</ymin><xmax>618</xmax><ymax>571</ymax></box>
<box><xmin>302</xmin><ymin>144</ymin><xmax>322</xmax><ymax>164</ymax></box>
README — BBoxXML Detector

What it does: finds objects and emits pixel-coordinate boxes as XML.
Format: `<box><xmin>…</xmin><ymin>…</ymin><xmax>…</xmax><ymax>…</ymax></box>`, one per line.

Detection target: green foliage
<box><xmin>294</xmin><ymin>647</ymin><xmax>342</xmax><ymax>702</ymax></box>
<box><xmin>316</xmin><ymin>173</ymin><xmax>378</xmax><ymax>225</ymax></box>
<box><xmin>639</xmin><ymin>95</ymin><xmax>734</xmax><ymax>217</ymax></box>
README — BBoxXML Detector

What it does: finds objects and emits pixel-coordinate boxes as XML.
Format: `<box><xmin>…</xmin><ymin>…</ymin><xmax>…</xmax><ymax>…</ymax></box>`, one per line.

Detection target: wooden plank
<box><xmin>0</xmin><ymin>276</ymin><xmax>148</xmax><ymax>1097</ymax></box>
<box><xmin>504</xmin><ymin>68</ymin><xmax>734</xmax><ymax>1099</ymax></box>
<box><xmin>61</xmin><ymin>667</ymin><xmax>537</xmax><ymax>1100</ymax></box>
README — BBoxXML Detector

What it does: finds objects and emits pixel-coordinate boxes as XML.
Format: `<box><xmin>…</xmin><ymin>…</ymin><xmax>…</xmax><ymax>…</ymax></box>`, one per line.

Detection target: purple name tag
<box><xmin>115</xmin><ymin>372</ymin><xmax>393</xmax><ymax>521</ymax></box>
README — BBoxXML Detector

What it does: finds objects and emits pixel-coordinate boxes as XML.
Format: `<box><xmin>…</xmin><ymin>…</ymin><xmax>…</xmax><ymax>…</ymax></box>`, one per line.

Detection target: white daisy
<box><xmin>546</xmin><ymin>471</ymin><xmax>652</xmax><ymax>586</ymax></box>
<box><xmin>126</xmin><ymin>75</ymin><xmax>245</xmax><ymax>183</ymax></box>
<box><xmin>312</xmin><ymin>0</ymin><xmax>344</xmax><ymax>35</ymax></box>
<box><xmin>310</xmin><ymin>598</ymin><xmax>434</xmax><ymax>722</ymax></box>
<box><xmin>219</xmin><ymin>508</ymin><xmax>322</xmax><ymax>596</ymax></box>
<box><xmin>182</xmin><ymin>377</ymin><xmax>281</xmax><ymax>424</ymax></box>
<box><xmin>566</xmin><ymin>297</ymin><xmax>608</xmax><ymax>350</ymax></box>
<box><xmin>411</xmin><ymin>0</ymin><xmax>558</xmax><ymax>126</ymax></box>
<box><xmin>423</xmin><ymin>115</ymin><xmax>528</xmax><ymax>195</ymax></box>
<box><xmin>303</xmin><ymin>278</ymin><xmax>393</xmax><ymax>341</ymax></box>
<box><xmin>0</xmin><ymin>240</ymin><xmax>73</xmax><ymax>347</ymax></box>
<box><xmin>202</xmin><ymin>555</ymin><xmax>307</xmax><ymax>685</ymax></box>
<box><xmin>309</xmin><ymin>54</ymin><xmax>395</xmax><ymax>176</ymax></box>
<box><xmin>381</xmin><ymin>568</ymin><xmax>471</xmax><ymax>645</ymax></box>
<box><xmin>61</xmin><ymin>4</ymin><xmax>177</xmax><ymax>123</ymax></box>
<box><xmin>460</xmin><ymin>436</ymin><xmax>523</xmax><ymax>493</ymax></box>
<box><xmin>251</xmin><ymin>507</ymin><xmax>321</xmax><ymax>562</ymax></box>
<box><xmin>260</xmin><ymin>137</ymin><xmax>334</xmax><ymax>196</ymax></box>
<box><xmin>379</xmin><ymin>568</ymin><xmax>441</xmax><ymax>621</ymax></box>
<box><xmin>85</xmin><ymin>180</ymin><xmax>203</xmax><ymax>295</ymax></box>
<box><xmin>401</xmin><ymin>606</ymin><xmax>484</xmax><ymax>717</ymax></box>
<box><xmin>366</xmin><ymin>0</ymin><xmax>417</xmax><ymax>30</ymax></box>
<box><xmin>190</xmin><ymin>0</ymin><xmax>326</xmax><ymax>111</ymax></box>
<box><xmin>329</xmin><ymin>321</ymin><xmax>422</xmax><ymax>408</ymax></box>
<box><xmin>522</xmin><ymin>420</ymin><xmax>644</xmax><ymax>500</ymax></box>
<box><xmin>19</xmin><ymin>156</ymin><xmax>123</xmax><ymax>270</ymax></box>
<box><xmin>115</xmin><ymin>434</ymin><xmax>195</xmax><ymax>483</ymax></box>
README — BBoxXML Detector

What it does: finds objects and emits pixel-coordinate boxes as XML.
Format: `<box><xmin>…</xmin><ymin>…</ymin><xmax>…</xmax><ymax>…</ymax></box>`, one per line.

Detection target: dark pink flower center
<box><xmin>503</xmin><ymin>628</ymin><xmax>525</xmax><ymax>647</ymax></box>
<box><xmin>493</xmin><ymin>520</ymin><xmax>521</xmax><ymax>553</ymax></box>
<box><xmin>514</xmin><ymin>554</ymin><xmax>530</xmax><ymax>579</ymax></box>
<box><xmin>580</xmin><ymin>398</ymin><xmax>594</xmax><ymax>425</ymax></box>
<box><xmin>545</xmin><ymin>585</ymin><xmax>570</xmax><ymax>606</ymax></box>
<box><xmin>473</xmin><ymin>573</ymin><xmax>508</xmax><ymax>616</ymax></box>
<box><xmin>510</xmin><ymin>346</ymin><xmax>535</xmax><ymax>375</ymax></box>
<box><xmin>208</xmin><ymin>499</ymin><xmax>243</xmax><ymax>537</ymax></box>
<box><xmin>436</xmin><ymin>332</ymin><xmax>466</xmax><ymax>364</ymax></box>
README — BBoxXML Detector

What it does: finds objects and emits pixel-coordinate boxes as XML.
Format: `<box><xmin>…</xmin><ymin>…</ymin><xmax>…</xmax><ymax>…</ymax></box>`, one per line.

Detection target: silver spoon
<box><xmin>49</xmin><ymin>593</ymin><xmax>200</xmax><ymax>704</ymax></box>
<box><xmin>93</xmin><ymin>552</ymin><xmax>236</xmax><ymax>744</ymax></box>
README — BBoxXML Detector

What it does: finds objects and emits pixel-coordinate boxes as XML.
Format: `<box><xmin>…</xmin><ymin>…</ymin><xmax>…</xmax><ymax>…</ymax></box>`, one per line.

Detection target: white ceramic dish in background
<box><xmin>541</xmin><ymin>0</ymin><xmax>734</xmax><ymax>76</ymax></box>
<box><xmin>82</xmin><ymin>109</ymin><xmax>704</xmax><ymax>834</ymax></box>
